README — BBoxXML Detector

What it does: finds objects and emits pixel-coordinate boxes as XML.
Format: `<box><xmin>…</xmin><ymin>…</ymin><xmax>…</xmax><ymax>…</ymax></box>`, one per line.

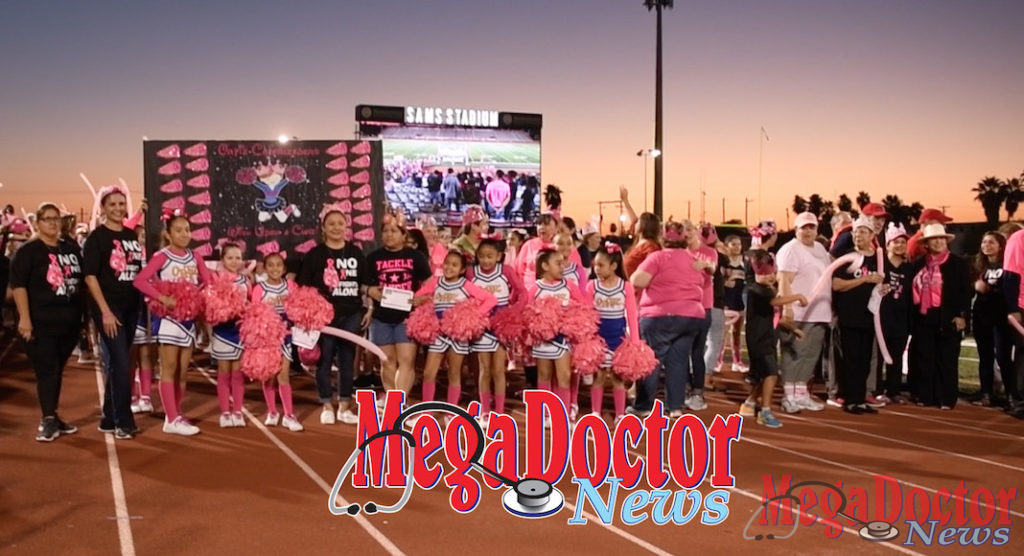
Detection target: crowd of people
<box><xmin>5</xmin><ymin>183</ymin><xmax>1023</xmax><ymax>443</ymax></box>
<box><xmin>385</xmin><ymin>165</ymin><xmax>541</xmax><ymax>221</ymax></box>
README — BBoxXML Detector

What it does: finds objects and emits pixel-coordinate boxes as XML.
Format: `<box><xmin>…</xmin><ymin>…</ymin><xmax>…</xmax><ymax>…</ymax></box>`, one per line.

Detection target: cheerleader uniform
<box><xmin>468</xmin><ymin>262</ymin><xmax>525</xmax><ymax>353</ymax></box>
<box><xmin>251</xmin><ymin>279</ymin><xmax>294</xmax><ymax>362</ymax></box>
<box><xmin>415</xmin><ymin>276</ymin><xmax>497</xmax><ymax>355</ymax></box>
<box><xmin>528</xmin><ymin>278</ymin><xmax>585</xmax><ymax>360</ymax></box>
<box><xmin>133</xmin><ymin>247</ymin><xmax>210</xmax><ymax>347</ymax></box>
<box><xmin>211</xmin><ymin>273</ymin><xmax>249</xmax><ymax>361</ymax></box>
<box><xmin>589</xmin><ymin>277</ymin><xmax>641</xmax><ymax>368</ymax></box>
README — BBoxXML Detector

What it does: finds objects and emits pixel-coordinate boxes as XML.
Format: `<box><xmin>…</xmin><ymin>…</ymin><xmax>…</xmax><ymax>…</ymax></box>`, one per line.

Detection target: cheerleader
<box><xmin>529</xmin><ymin>248</ymin><xmax>587</xmax><ymax>419</ymax></box>
<box><xmin>252</xmin><ymin>253</ymin><xmax>303</xmax><ymax>432</ymax></box>
<box><xmin>555</xmin><ymin>231</ymin><xmax>590</xmax><ymax>418</ymax></box>
<box><xmin>468</xmin><ymin>238</ymin><xmax>526</xmax><ymax>420</ymax></box>
<box><xmin>128</xmin><ymin>217</ymin><xmax>157</xmax><ymax>414</ymax></box>
<box><xmin>133</xmin><ymin>211</ymin><xmax>210</xmax><ymax>436</ymax></box>
<box><xmin>586</xmin><ymin>243</ymin><xmax>639</xmax><ymax>423</ymax></box>
<box><xmin>211</xmin><ymin>243</ymin><xmax>249</xmax><ymax>428</ymax></box>
<box><xmin>413</xmin><ymin>251</ymin><xmax>497</xmax><ymax>411</ymax></box>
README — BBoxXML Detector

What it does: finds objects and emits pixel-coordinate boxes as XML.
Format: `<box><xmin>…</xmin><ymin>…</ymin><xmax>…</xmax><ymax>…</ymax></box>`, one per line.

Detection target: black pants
<box><xmin>883</xmin><ymin>333</ymin><xmax>909</xmax><ymax>398</ymax></box>
<box><xmin>97</xmin><ymin>306</ymin><xmax>139</xmax><ymax>430</ymax></box>
<box><xmin>1008</xmin><ymin>325</ymin><xmax>1024</xmax><ymax>406</ymax></box>
<box><xmin>910</xmin><ymin>321</ymin><xmax>962</xmax><ymax>407</ymax></box>
<box><xmin>316</xmin><ymin>311</ymin><xmax>363</xmax><ymax>403</ymax></box>
<box><xmin>839</xmin><ymin>326</ymin><xmax>874</xmax><ymax>405</ymax></box>
<box><xmin>973</xmin><ymin>314</ymin><xmax>1012</xmax><ymax>397</ymax></box>
<box><xmin>23</xmin><ymin>329</ymin><xmax>80</xmax><ymax>418</ymax></box>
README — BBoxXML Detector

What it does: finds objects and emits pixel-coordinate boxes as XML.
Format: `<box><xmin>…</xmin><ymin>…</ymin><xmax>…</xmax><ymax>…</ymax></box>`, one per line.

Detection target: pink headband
<box><xmin>319</xmin><ymin>203</ymin><xmax>349</xmax><ymax>223</ymax></box>
<box><xmin>604</xmin><ymin>241</ymin><xmax>622</xmax><ymax>254</ymax></box>
<box><xmin>97</xmin><ymin>185</ymin><xmax>127</xmax><ymax>204</ymax></box>
<box><xmin>751</xmin><ymin>254</ymin><xmax>777</xmax><ymax>275</ymax></box>
<box><xmin>663</xmin><ymin>223</ymin><xmax>685</xmax><ymax>243</ymax></box>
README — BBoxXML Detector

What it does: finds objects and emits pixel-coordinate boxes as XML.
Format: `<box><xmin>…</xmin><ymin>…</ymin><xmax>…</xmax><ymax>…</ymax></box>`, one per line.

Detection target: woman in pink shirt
<box><xmin>629</xmin><ymin>220</ymin><xmax>713</xmax><ymax>418</ymax></box>
<box><xmin>514</xmin><ymin>213</ymin><xmax>583</xmax><ymax>286</ymax></box>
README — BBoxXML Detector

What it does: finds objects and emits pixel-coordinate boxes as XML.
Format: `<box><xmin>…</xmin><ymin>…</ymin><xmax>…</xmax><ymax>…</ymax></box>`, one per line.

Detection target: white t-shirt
<box><xmin>775</xmin><ymin>238</ymin><xmax>832</xmax><ymax>323</ymax></box>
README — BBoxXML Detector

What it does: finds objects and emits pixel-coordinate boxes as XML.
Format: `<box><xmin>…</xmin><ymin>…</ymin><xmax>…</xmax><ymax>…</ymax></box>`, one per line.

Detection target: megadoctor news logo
<box><xmin>748</xmin><ymin>475</ymin><xmax>1016</xmax><ymax>547</ymax></box>
<box><xmin>329</xmin><ymin>390</ymin><xmax>743</xmax><ymax>525</ymax></box>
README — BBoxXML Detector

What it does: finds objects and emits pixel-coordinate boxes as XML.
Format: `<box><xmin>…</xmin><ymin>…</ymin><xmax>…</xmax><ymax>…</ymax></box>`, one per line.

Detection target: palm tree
<box><xmin>973</xmin><ymin>176</ymin><xmax>1005</xmax><ymax>225</ymax></box>
<box><xmin>807</xmin><ymin>194</ymin><xmax>825</xmax><ymax>217</ymax></box>
<box><xmin>856</xmin><ymin>191</ymin><xmax>871</xmax><ymax>209</ymax></box>
<box><xmin>792</xmin><ymin>195</ymin><xmax>808</xmax><ymax>214</ymax></box>
<box><xmin>907</xmin><ymin>202</ymin><xmax>924</xmax><ymax>224</ymax></box>
<box><xmin>882</xmin><ymin>194</ymin><xmax>909</xmax><ymax>225</ymax></box>
<box><xmin>837</xmin><ymin>194</ymin><xmax>854</xmax><ymax>213</ymax></box>
<box><xmin>1003</xmin><ymin>177</ymin><xmax>1024</xmax><ymax>220</ymax></box>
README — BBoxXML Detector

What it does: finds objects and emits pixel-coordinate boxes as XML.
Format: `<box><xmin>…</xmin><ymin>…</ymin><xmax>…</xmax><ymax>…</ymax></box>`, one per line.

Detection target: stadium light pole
<box><xmin>644</xmin><ymin>0</ymin><xmax>673</xmax><ymax>220</ymax></box>
<box><xmin>636</xmin><ymin>148</ymin><xmax>661</xmax><ymax>212</ymax></box>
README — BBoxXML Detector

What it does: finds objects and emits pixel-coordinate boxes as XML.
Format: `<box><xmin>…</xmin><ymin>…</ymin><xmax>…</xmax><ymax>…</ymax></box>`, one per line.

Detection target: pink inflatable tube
<box><xmin>321</xmin><ymin>326</ymin><xmax>389</xmax><ymax>362</ymax></box>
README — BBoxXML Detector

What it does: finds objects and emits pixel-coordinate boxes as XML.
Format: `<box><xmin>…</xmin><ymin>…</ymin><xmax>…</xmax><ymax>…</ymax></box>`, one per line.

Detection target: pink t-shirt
<box><xmin>485</xmin><ymin>180</ymin><xmax>510</xmax><ymax>209</ymax></box>
<box><xmin>428</xmin><ymin>242</ymin><xmax>447</xmax><ymax>277</ymax></box>
<box><xmin>634</xmin><ymin>248</ymin><xmax>707</xmax><ymax>319</ymax></box>
<box><xmin>775</xmin><ymin>238</ymin><xmax>832</xmax><ymax>323</ymax></box>
<box><xmin>695</xmin><ymin>245</ymin><xmax>717</xmax><ymax>310</ymax></box>
<box><xmin>1004</xmin><ymin>229</ymin><xmax>1024</xmax><ymax>309</ymax></box>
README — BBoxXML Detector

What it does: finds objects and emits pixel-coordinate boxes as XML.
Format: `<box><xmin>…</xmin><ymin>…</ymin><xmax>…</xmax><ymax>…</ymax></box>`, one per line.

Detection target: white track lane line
<box><xmin>885</xmin><ymin>409</ymin><xmax>1024</xmax><ymax>441</ymax></box>
<box><xmin>509</xmin><ymin>409</ymin><xmax>923</xmax><ymax>555</ymax></box>
<box><xmin>196</xmin><ymin>368</ymin><xmax>405</xmax><ymax>556</ymax></box>
<box><xmin>93</xmin><ymin>367</ymin><xmax>137</xmax><ymax>556</ymax></box>
<box><xmin>706</xmin><ymin>397</ymin><xmax>1024</xmax><ymax>474</ymax></box>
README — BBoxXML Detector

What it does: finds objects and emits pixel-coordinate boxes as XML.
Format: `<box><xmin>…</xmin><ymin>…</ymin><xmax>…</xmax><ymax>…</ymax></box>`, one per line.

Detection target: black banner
<box><xmin>143</xmin><ymin>140</ymin><xmax>384</xmax><ymax>261</ymax></box>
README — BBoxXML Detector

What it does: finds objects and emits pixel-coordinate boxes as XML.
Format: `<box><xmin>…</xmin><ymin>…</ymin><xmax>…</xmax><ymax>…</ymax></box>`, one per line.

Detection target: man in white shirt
<box><xmin>776</xmin><ymin>212</ymin><xmax>831</xmax><ymax>414</ymax></box>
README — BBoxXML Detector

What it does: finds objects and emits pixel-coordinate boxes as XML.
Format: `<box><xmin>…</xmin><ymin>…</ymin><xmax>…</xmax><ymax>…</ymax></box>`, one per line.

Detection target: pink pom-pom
<box><xmin>298</xmin><ymin>345</ymin><xmax>320</xmax><ymax>367</ymax></box>
<box><xmin>440</xmin><ymin>299</ymin><xmax>489</xmax><ymax>342</ymax></box>
<box><xmin>612</xmin><ymin>338</ymin><xmax>660</xmax><ymax>381</ymax></box>
<box><xmin>147</xmin><ymin>280</ymin><xmax>204</xmax><ymax>321</ymax></box>
<box><xmin>283</xmin><ymin>285</ymin><xmax>334</xmax><ymax>330</ymax></box>
<box><xmin>572</xmin><ymin>335</ymin><xmax>608</xmax><ymax>376</ymax></box>
<box><xmin>520</xmin><ymin>296</ymin><xmax>563</xmax><ymax>347</ymax></box>
<box><xmin>559</xmin><ymin>300</ymin><xmax>600</xmax><ymax>344</ymax></box>
<box><xmin>240</xmin><ymin>302</ymin><xmax>288</xmax><ymax>349</ymax></box>
<box><xmin>202</xmin><ymin>273</ymin><xmax>246</xmax><ymax>324</ymax></box>
<box><xmin>241</xmin><ymin>347</ymin><xmax>282</xmax><ymax>382</ymax></box>
<box><xmin>491</xmin><ymin>303</ymin><xmax>527</xmax><ymax>346</ymax></box>
<box><xmin>406</xmin><ymin>302</ymin><xmax>440</xmax><ymax>344</ymax></box>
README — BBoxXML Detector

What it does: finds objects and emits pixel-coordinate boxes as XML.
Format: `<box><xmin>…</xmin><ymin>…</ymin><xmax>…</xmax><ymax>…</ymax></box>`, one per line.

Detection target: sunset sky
<box><xmin>1</xmin><ymin>0</ymin><xmax>1022</xmax><ymax>229</ymax></box>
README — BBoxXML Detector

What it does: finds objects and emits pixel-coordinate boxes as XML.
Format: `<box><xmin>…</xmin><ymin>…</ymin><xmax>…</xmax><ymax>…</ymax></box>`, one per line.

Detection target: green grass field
<box><xmin>383</xmin><ymin>139</ymin><xmax>540</xmax><ymax>171</ymax></box>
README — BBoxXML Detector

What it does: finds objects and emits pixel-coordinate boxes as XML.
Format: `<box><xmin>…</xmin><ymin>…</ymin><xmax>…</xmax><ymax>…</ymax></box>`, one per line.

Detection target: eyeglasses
<box><xmin>38</xmin><ymin>216</ymin><xmax>61</xmax><ymax>223</ymax></box>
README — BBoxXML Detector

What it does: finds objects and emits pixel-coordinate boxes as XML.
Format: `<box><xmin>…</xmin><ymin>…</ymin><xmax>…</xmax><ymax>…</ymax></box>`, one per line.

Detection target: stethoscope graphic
<box><xmin>742</xmin><ymin>481</ymin><xmax>900</xmax><ymax>542</ymax></box>
<box><xmin>329</xmin><ymin>402</ymin><xmax>564</xmax><ymax>519</ymax></box>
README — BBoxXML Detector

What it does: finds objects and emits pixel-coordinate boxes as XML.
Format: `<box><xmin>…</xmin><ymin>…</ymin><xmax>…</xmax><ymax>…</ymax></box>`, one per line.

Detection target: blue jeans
<box><xmin>637</xmin><ymin>315</ymin><xmax>705</xmax><ymax>412</ymax></box>
<box><xmin>316</xmin><ymin>311</ymin><xmax>363</xmax><ymax>403</ymax></box>
<box><xmin>97</xmin><ymin>306</ymin><xmax>139</xmax><ymax>430</ymax></box>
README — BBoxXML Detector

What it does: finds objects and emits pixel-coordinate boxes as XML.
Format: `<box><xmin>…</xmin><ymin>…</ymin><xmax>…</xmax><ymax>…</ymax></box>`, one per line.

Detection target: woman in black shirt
<box><xmin>10</xmin><ymin>202</ymin><xmax>85</xmax><ymax>441</ymax></box>
<box><xmin>971</xmin><ymin>231</ymin><xmax>1010</xmax><ymax>407</ymax></box>
<box><xmin>298</xmin><ymin>206</ymin><xmax>370</xmax><ymax>426</ymax></box>
<box><xmin>82</xmin><ymin>187</ymin><xmax>146</xmax><ymax>439</ymax></box>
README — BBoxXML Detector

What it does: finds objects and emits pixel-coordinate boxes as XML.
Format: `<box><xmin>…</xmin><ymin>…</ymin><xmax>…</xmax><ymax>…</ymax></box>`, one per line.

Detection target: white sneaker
<box><xmin>337</xmin><ymin>409</ymin><xmax>359</xmax><ymax>425</ymax></box>
<box><xmin>164</xmin><ymin>416</ymin><xmax>200</xmax><ymax>436</ymax></box>
<box><xmin>781</xmin><ymin>397</ymin><xmax>802</xmax><ymax>414</ymax></box>
<box><xmin>282</xmin><ymin>415</ymin><xmax>304</xmax><ymax>432</ymax></box>
<box><xmin>138</xmin><ymin>398</ymin><xmax>154</xmax><ymax>413</ymax></box>
<box><xmin>582</xmin><ymin>374</ymin><xmax>594</xmax><ymax>386</ymax></box>
<box><xmin>320</xmin><ymin>406</ymin><xmax>336</xmax><ymax>425</ymax></box>
<box><xmin>264</xmin><ymin>413</ymin><xmax>280</xmax><ymax>426</ymax></box>
<box><xmin>685</xmin><ymin>394</ymin><xmax>708</xmax><ymax>411</ymax></box>
<box><xmin>231</xmin><ymin>413</ymin><xmax>246</xmax><ymax>427</ymax></box>
<box><xmin>131</xmin><ymin>400</ymin><xmax>143</xmax><ymax>414</ymax></box>
<box><xmin>569</xmin><ymin>403</ymin><xmax>579</xmax><ymax>422</ymax></box>
<box><xmin>669</xmin><ymin>409</ymin><xmax>684</xmax><ymax>419</ymax></box>
<box><xmin>219</xmin><ymin>413</ymin><xmax>233</xmax><ymax>428</ymax></box>
<box><xmin>797</xmin><ymin>396</ymin><xmax>825</xmax><ymax>411</ymax></box>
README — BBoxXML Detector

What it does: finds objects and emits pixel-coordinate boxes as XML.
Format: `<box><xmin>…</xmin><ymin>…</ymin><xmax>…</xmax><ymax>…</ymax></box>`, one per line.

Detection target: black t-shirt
<box><xmin>711</xmin><ymin>252</ymin><xmax>729</xmax><ymax>309</ymax></box>
<box><xmin>297</xmin><ymin>242</ymin><xmax>369</xmax><ymax>322</ymax></box>
<box><xmin>833</xmin><ymin>251</ymin><xmax>878</xmax><ymax>329</ymax></box>
<box><xmin>722</xmin><ymin>255</ymin><xmax>746</xmax><ymax>310</ymax></box>
<box><xmin>745</xmin><ymin>283</ymin><xmax>776</xmax><ymax>356</ymax></box>
<box><xmin>366</xmin><ymin>247</ymin><xmax>432</xmax><ymax>324</ymax></box>
<box><xmin>9</xmin><ymin>238</ymin><xmax>84</xmax><ymax>330</ymax></box>
<box><xmin>82</xmin><ymin>225</ymin><xmax>145</xmax><ymax>313</ymax></box>
<box><xmin>881</xmin><ymin>258</ymin><xmax>912</xmax><ymax>336</ymax></box>
<box><xmin>973</xmin><ymin>260</ymin><xmax>1006</xmax><ymax>319</ymax></box>
<box><xmin>577</xmin><ymin>245</ymin><xmax>594</xmax><ymax>271</ymax></box>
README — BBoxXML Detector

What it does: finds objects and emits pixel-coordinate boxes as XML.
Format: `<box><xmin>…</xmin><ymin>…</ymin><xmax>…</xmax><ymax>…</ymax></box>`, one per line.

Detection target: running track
<box><xmin>2</xmin><ymin>331</ymin><xmax>1022</xmax><ymax>555</ymax></box>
